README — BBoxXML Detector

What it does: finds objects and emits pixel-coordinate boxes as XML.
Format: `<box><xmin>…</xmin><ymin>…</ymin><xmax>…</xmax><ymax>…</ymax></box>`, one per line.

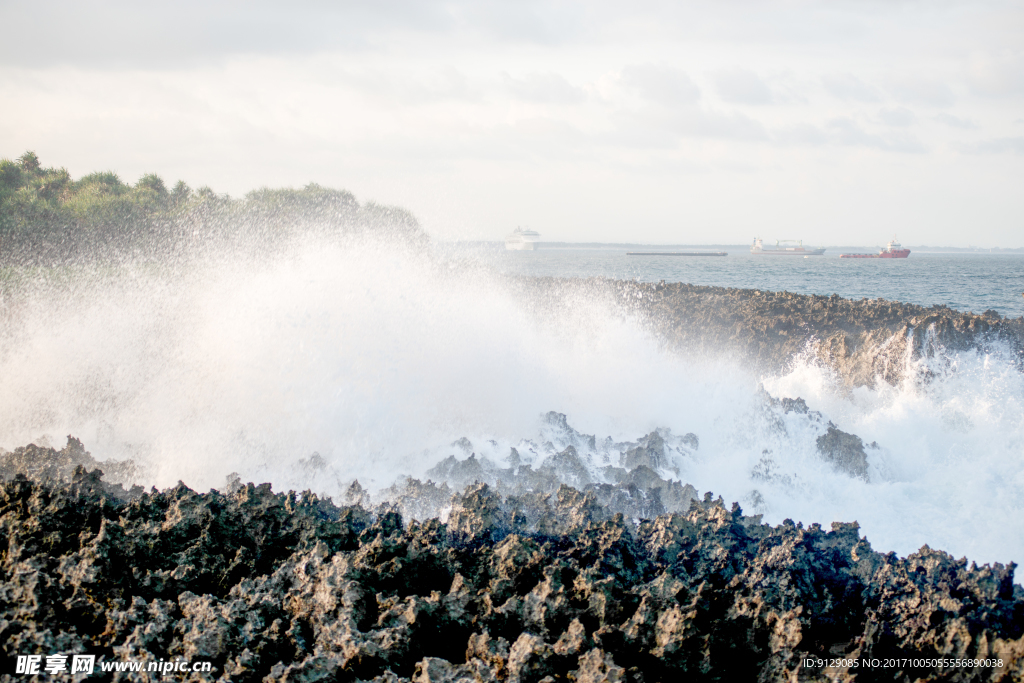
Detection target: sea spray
<box><xmin>0</xmin><ymin>236</ymin><xmax>734</xmax><ymax>486</ymax></box>
<box><xmin>762</xmin><ymin>330</ymin><xmax>1024</xmax><ymax>563</ymax></box>
<box><xmin>1</xmin><ymin>236</ymin><xmax>1022</xmax><ymax>570</ymax></box>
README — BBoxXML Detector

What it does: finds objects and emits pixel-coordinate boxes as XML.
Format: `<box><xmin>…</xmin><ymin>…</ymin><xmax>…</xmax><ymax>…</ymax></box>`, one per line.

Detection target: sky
<box><xmin>1</xmin><ymin>0</ymin><xmax>1022</xmax><ymax>246</ymax></box>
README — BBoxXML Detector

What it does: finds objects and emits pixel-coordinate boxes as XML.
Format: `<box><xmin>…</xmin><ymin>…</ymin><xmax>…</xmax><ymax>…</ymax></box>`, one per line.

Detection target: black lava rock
<box><xmin>1</xmin><ymin>444</ymin><xmax>1022</xmax><ymax>682</ymax></box>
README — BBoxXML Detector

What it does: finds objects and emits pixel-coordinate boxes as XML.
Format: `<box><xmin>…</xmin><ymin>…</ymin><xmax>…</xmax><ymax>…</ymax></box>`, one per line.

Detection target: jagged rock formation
<box><xmin>405</xmin><ymin>406</ymin><xmax>874</xmax><ymax>527</ymax></box>
<box><xmin>770</xmin><ymin>396</ymin><xmax>876</xmax><ymax>481</ymax></box>
<box><xmin>0</xmin><ymin>390</ymin><xmax>879</xmax><ymax>535</ymax></box>
<box><xmin>631</xmin><ymin>281</ymin><xmax>1024</xmax><ymax>387</ymax></box>
<box><xmin>517</xmin><ymin>277</ymin><xmax>1024</xmax><ymax>389</ymax></box>
<box><xmin>0</xmin><ymin>391</ymin><xmax>883</xmax><ymax>542</ymax></box>
<box><xmin>418</xmin><ymin>442</ymin><xmax>697</xmax><ymax>525</ymax></box>
<box><xmin>0</xmin><ymin>436</ymin><xmax>143</xmax><ymax>495</ymax></box>
<box><xmin>389</xmin><ymin>412</ymin><xmax>704</xmax><ymax>523</ymax></box>
<box><xmin>1</xmin><ymin>443</ymin><xmax>1022</xmax><ymax>682</ymax></box>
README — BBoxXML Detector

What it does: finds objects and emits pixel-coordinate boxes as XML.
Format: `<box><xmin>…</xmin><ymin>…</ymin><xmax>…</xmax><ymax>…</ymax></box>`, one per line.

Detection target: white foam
<box><xmin>761</xmin><ymin>333</ymin><xmax>1024</xmax><ymax>565</ymax></box>
<box><xmin>1</xmin><ymin>237</ymin><xmax>1021</xmax><ymax>569</ymax></box>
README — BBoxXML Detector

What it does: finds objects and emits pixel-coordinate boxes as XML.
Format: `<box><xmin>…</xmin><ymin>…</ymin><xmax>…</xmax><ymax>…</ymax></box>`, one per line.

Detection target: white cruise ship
<box><xmin>505</xmin><ymin>227</ymin><xmax>541</xmax><ymax>250</ymax></box>
<box><xmin>750</xmin><ymin>237</ymin><xmax>825</xmax><ymax>256</ymax></box>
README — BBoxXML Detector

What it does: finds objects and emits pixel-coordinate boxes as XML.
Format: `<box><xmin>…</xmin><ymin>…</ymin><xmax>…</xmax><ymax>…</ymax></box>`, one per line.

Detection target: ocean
<box><xmin>455</xmin><ymin>243</ymin><xmax>1024</xmax><ymax>318</ymax></box>
<box><xmin>2</xmin><ymin>238</ymin><xmax>1023</xmax><ymax>572</ymax></box>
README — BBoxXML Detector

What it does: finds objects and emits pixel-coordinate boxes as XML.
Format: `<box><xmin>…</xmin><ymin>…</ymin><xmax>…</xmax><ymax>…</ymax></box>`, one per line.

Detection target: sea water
<box><xmin>455</xmin><ymin>244</ymin><xmax>1024</xmax><ymax>319</ymax></box>
<box><xmin>1</xmin><ymin>238</ymin><xmax>1022</xmax><ymax>571</ymax></box>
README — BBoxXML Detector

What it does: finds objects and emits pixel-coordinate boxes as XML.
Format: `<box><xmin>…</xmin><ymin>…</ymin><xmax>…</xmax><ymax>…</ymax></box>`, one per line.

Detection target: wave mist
<box><xmin>1</xmin><ymin>236</ymin><xmax>1022</xmax><ymax>569</ymax></box>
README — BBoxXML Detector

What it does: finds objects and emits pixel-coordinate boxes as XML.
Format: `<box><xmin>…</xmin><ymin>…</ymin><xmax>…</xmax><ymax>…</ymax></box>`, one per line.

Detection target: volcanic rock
<box><xmin>816</xmin><ymin>426</ymin><xmax>874</xmax><ymax>481</ymax></box>
<box><xmin>1</xmin><ymin>442</ymin><xmax>1021</xmax><ymax>682</ymax></box>
<box><xmin>519</xmin><ymin>277</ymin><xmax>1024</xmax><ymax>389</ymax></box>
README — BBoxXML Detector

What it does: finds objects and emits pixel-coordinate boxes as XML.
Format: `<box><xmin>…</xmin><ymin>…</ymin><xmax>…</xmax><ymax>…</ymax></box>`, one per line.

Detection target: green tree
<box><xmin>18</xmin><ymin>151</ymin><xmax>40</xmax><ymax>173</ymax></box>
<box><xmin>170</xmin><ymin>180</ymin><xmax>191</xmax><ymax>207</ymax></box>
<box><xmin>0</xmin><ymin>151</ymin><xmax>426</xmax><ymax>263</ymax></box>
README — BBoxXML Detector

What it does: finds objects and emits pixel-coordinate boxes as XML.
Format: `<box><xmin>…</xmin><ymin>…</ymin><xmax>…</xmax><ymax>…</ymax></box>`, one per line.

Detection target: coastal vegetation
<box><xmin>0</xmin><ymin>151</ymin><xmax>424</xmax><ymax>264</ymax></box>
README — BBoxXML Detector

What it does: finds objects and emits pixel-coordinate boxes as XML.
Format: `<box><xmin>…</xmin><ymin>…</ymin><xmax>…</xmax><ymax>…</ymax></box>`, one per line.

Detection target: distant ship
<box><xmin>505</xmin><ymin>227</ymin><xmax>541</xmax><ymax>250</ymax></box>
<box><xmin>840</xmin><ymin>238</ymin><xmax>910</xmax><ymax>259</ymax></box>
<box><xmin>751</xmin><ymin>238</ymin><xmax>825</xmax><ymax>255</ymax></box>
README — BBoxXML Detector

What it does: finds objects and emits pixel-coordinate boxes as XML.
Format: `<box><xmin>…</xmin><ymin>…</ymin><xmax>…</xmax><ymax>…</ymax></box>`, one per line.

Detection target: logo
<box><xmin>14</xmin><ymin>653</ymin><xmax>212</xmax><ymax>676</ymax></box>
<box><xmin>15</xmin><ymin>655</ymin><xmax>94</xmax><ymax>675</ymax></box>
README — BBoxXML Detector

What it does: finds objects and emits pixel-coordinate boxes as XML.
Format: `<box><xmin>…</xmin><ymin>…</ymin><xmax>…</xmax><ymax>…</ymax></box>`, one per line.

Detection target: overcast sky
<box><xmin>2</xmin><ymin>0</ymin><xmax>1022</xmax><ymax>245</ymax></box>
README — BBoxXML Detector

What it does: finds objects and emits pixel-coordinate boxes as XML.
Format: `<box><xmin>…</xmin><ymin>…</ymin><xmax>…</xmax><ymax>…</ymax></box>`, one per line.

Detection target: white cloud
<box><xmin>775</xmin><ymin>123</ymin><xmax>829</xmax><ymax>146</ymax></box>
<box><xmin>969</xmin><ymin>137</ymin><xmax>1024</xmax><ymax>155</ymax></box>
<box><xmin>714</xmin><ymin>69</ymin><xmax>774</xmax><ymax>105</ymax></box>
<box><xmin>821</xmin><ymin>73</ymin><xmax>881</xmax><ymax>102</ymax></box>
<box><xmin>776</xmin><ymin>118</ymin><xmax>926</xmax><ymax>153</ymax></box>
<box><xmin>336</xmin><ymin>65</ymin><xmax>481</xmax><ymax>105</ymax></box>
<box><xmin>876</xmin><ymin>107</ymin><xmax>916</xmax><ymax>128</ymax></box>
<box><xmin>678</xmin><ymin>109</ymin><xmax>768</xmax><ymax>141</ymax></box>
<box><xmin>934</xmin><ymin>113</ymin><xmax>979</xmax><ymax>130</ymax></box>
<box><xmin>502</xmin><ymin>72</ymin><xmax>586</xmax><ymax>104</ymax></box>
<box><xmin>2</xmin><ymin>0</ymin><xmax>1023</xmax><ymax>245</ymax></box>
<box><xmin>888</xmin><ymin>76</ymin><xmax>955</xmax><ymax>107</ymax></box>
<box><xmin>967</xmin><ymin>52</ymin><xmax>1024</xmax><ymax>97</ymax></box>
<box><xmin>826</xmin><ymin>118</ymin><xmax>927</xmax><ymax>153</ymax></box>
<box><xmin>608</xmin><ymin>105</ymin><xmax>768</xmax><ymax>146</ymax></box>
<box><xmin>619</xmin><ymin>64</ymin><xmax>701</xmax><ymax>105</ymax></box>
<box><xmin>449</xmin><ymin>1</ymin><xmax>584</xmax><ymax>45</ymax></box>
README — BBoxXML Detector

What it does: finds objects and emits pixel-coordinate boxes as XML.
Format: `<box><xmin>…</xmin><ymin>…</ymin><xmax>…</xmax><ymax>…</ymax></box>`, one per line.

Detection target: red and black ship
<box><xmin>840</xmin><ymin>238</ymin><xmax>910</xmax><ymax>259</ymax></box>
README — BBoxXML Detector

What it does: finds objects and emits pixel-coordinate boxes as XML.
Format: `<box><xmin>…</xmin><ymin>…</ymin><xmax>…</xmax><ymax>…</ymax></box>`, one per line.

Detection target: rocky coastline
<box><xmin>637</xmin><ymin>281</ymin><xmax>1024</xmax><ymax>388</ymax></box>
<box><xmin>2</xmin><ymin>439</ymin><xmax>1022</xmax><ymax>682</ymax></box>
<box><xmin>4</xmin><ymin>281</ymin><xmax>1024</xmax><ymax>680</ymax></box>
<box><xmin>517</xmin><ymin>277</ymin><xmax>1024</xmax><ymax>388</ymax></box>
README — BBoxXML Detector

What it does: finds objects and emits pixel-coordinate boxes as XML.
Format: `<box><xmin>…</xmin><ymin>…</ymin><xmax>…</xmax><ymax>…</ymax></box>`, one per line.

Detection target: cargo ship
<box><xmin>840</xmin><ymin>238</ymin><xmax>910</xmax><ymax>259</ymax></box>
<box><xmin>751</xmin><ymin>238</ymin><xmax>825</xmax><ymax>255</ymax></box>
